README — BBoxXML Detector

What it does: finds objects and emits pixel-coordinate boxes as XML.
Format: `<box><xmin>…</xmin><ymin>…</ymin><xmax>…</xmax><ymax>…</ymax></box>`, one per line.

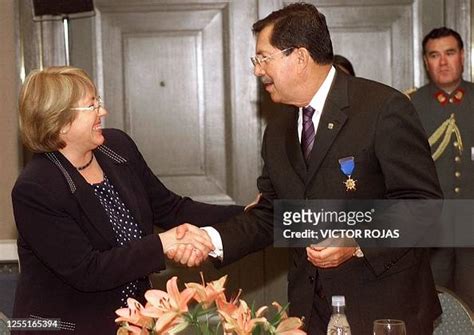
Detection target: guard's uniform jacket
<box><xmin>409</xmin><ymin>80</ymin><xmax>474</xmax><ymax>310</ymax></box>
<box><xmin>410</xmin><ymin>81</ymin><xmax>474</xmax><ymax>198</ymax></box>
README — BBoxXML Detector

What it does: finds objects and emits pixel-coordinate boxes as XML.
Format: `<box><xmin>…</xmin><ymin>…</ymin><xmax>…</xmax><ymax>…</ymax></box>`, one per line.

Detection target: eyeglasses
<box><xmin>250</xmin><ymin>48</ymin><xmax>294</xmax><ymax>67</ymax></box>
<box><xmin>70</xmin><ymin>96</ymin><xmax>103</xmax><ymax>113</ymax></box>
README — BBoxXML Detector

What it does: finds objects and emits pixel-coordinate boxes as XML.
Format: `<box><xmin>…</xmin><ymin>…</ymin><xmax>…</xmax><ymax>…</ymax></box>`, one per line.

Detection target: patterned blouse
<box><xmin>92</xmin><ymin>175</ymin><xmax>143</xmax><ymax>306</ymax></box>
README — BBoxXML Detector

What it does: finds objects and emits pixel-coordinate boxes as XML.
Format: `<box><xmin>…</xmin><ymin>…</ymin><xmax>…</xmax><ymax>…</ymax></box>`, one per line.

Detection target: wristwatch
<box><xmin>353</xmin><ymin>246</ymin><xmax>364</xmax><ymax>258</ymax></box>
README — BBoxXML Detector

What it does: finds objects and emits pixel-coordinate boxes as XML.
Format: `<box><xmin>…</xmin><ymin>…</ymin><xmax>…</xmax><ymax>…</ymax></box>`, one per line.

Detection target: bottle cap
<box><xmin>331</xmin><ymin>295</ymin><xmax>346</xmax><ymax>307</ymax></box>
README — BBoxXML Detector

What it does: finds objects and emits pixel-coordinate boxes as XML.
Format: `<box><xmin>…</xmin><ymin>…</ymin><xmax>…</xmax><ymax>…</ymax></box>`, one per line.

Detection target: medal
<box><xmin>344</xmin><ymin>177</ymin><xmax>357</xmax><ymax>191</ymax></box>
<box><xmin>338</xmin><ymin>156</ymin><xmax>357</xmax><ymax>191</ymax></box>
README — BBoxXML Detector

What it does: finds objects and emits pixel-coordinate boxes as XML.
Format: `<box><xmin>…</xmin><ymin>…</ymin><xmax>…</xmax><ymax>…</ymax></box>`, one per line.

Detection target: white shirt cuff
<box><xmin>201</xmin><ymin>226</ymin><xmax>224</xmax><ymax>260</ymax></box>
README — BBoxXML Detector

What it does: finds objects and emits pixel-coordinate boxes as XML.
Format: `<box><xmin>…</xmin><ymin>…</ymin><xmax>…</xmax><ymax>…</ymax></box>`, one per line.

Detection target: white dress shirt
<box><xmin>298</xmin><ymin>66</ymin><xmax>336</xmax><ymax>142</ymax></box>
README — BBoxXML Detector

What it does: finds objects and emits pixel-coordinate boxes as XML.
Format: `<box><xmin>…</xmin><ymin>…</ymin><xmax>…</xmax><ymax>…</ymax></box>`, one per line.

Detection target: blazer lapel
<box><xmin>49</xmin><ymin>147</ymin><xmax>145</xmax><ymax>247</ymax></box>
<box><xmin>286</xmin><ymin>110</ymin><xmax>307</xmax><ymax>182</ymax></box>
<box><xmin>51</xmin><ymin>152</ymin><xmax>118</xmax><ymax>247</ymax></box>
<box><xmin>306</xmin><ymin>71</ymin><xmax>349</xmax><ymax>184</ymax></box>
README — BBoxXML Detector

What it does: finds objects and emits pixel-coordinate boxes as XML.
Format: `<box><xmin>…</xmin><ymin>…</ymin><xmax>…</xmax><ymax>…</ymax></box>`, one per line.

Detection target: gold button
<box><xmin>449</xmin><ymin>97</ymin><xmax>454</xmax><ymax>103</ymax></box>
<box><xmin>455</xmin><ymin>172</ymin><xmax>461</xmax><ymax>178</ymax></box>
<box><xmin>454</xmin><ymin>141</ymin><xmax>458</xmax><ymax>147</ymax></box>
<box><xmin>455</xmin><ymin>156</ymin><xmax>461</xmax><ymax>162</ymax></box>
<box><xmin>455</xmin><ymin>187</ymin><xmax>461</xmax><ymax>193</ymax></box>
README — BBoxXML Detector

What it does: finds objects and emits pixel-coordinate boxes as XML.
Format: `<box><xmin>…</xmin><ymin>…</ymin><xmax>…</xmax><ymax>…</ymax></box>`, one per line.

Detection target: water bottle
<box><xmin>326</xmin><ymin>295</ymin><xmax>351</xmax><ymax>335</ymax></box>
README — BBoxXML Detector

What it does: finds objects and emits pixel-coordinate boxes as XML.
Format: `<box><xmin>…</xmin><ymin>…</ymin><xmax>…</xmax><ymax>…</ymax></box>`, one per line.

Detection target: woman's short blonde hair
<box><xmin>19</xmin><ymin>66</ymin><xmax>96</xmax><ymax>153</ymax></box>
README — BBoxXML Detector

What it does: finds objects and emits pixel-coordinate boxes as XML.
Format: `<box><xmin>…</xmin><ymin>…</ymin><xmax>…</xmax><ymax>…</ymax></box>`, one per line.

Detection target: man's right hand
<box><xmin>159</xmin><ymin>223</ymin><xmax>214</xmax><ymax>267</ymax></box>
<box><xmin>244</xmin><ymin>193</ymin><xmax>262</xmax><ymax>212</ymax></box>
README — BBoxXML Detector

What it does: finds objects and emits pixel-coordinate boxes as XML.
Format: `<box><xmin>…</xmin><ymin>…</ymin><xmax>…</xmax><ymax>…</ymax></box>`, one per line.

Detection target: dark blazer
<box><xmin>11</xmin><ymin>129</ymin><xmax>242</xmax><ymax>334</ymax></box>
<box><xmin>213</xmin><ymin>70</ymin><xmax>442</xmax><ymax>334</ymax></box>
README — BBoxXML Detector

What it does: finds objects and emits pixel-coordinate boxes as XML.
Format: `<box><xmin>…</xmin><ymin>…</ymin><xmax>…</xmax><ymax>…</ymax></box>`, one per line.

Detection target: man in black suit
<box><xmin>172</xmin><ymin>3</ymin><xmax>442</xmax><ymax>334</ymax></box>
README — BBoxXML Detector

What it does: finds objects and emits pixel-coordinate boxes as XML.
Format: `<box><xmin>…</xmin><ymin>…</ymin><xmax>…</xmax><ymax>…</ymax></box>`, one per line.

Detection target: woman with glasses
<box><xmin>12</xmin><ymin>66</ymin><xmax>242</xmax><ymax>334</ymax></box>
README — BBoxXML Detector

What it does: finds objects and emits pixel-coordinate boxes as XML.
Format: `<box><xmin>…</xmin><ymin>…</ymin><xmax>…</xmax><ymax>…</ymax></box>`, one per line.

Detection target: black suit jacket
<box><xmin>11</xmin><ymin>129</ymin><xmax>242</xmax><ymax>334</ymax></box>
<box><xmin>213</xmin><ymin>70</ymin><xmax>442</xmax><ymax>334</ymax></box>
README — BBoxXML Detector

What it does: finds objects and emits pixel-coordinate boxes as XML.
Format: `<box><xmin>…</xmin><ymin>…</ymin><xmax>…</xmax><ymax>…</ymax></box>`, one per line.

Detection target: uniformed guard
<box><xmin>410</xmin><ymin>27</ymin><xmax>474</xmax><ymax>309</ymax></box>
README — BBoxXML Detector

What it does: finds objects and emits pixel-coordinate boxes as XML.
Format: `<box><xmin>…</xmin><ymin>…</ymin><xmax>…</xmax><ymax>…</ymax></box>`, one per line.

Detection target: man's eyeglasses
<box><xmin>250</xmin><ymin>47</ymin><xmax>294</xmax><ymax>67</ymax></box>
<box><xmin>71</xmin><ymin>96</ymin><xmax>103</xmax><ymax>113</ymax></box>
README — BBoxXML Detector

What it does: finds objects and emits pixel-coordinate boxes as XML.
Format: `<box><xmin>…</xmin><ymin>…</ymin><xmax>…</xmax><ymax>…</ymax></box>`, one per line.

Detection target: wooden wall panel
<box><xmin>97</xmin><ymin>3</ymin><xmax>235</xmax><ymax>203</ymax></box>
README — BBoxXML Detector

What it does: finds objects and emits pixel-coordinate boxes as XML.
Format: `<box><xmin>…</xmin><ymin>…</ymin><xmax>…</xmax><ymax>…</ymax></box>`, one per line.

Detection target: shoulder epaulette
<box><xmin>403</xmin><ymin>87</ymin><xmax>418</xmax><ymax>100</ymax></box>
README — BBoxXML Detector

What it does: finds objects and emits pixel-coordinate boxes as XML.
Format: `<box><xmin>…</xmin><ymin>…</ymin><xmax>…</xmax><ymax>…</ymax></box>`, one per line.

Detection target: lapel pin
<box><xmin>328</xmin><ymin>123</ymin><xmax>334</xmax><ymax>130</ymax></box>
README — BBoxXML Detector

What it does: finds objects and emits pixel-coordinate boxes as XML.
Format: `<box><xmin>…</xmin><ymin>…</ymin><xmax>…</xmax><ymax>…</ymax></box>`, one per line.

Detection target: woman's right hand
<box><xmin>159</xmin><ymin>224</ymin><xmax>214</xmax><ymax>267</ymax></box>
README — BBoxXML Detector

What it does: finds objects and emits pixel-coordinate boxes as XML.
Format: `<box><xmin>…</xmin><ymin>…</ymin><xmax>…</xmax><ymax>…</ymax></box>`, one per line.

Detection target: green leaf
<box><xmin>196</xmin><ymin>306</ymin><xmax>217</xmax><ymax>318</ymax></box>
<box><xmin>270</xmin><ymin>303</ymin><xmax>290</xmax><ymax>325</ymax></box>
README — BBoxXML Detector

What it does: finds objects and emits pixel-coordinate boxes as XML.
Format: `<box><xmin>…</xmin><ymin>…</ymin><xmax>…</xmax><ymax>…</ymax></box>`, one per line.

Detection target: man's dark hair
<box><xmin>252</xmin><ymin>2</ymin><xmax>333</xmax><ymax>64</ymax></box>
<box><xmin>422</xmin><ymin>27</ymin><xmax>464</xmax><ymax>54</ymax></box>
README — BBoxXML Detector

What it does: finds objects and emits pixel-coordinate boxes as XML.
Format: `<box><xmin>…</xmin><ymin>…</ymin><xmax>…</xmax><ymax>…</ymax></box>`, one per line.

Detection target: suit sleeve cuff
<box><xmin>201</xmin><ymin>226</ymin><xmax>223</xmax><ymax>260</ymax></box>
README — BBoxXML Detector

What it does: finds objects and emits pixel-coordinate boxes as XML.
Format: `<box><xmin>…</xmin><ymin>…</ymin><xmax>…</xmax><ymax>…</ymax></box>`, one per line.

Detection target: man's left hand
<box><xmin>306</xmin><ymin>246</ymin><xmax>356</xmax><ymax>268</ymax></box>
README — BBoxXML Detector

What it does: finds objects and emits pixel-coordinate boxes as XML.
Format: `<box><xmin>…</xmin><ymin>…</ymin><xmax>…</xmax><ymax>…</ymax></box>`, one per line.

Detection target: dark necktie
<box><xmin>301</xmin><ymin>106</ymin><xmax>316</xmax><ymax>163</ymax></box>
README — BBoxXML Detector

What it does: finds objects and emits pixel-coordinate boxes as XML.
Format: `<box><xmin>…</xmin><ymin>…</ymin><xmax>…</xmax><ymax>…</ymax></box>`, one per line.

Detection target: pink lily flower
<box><xmin>186</xmin><ymin>274</ymin><xmax>227</xmax><ymax>308</ymax></box>
<box><xmin>218</xmin><ymin>299</ymin><xmax>268</xmax><ymax>335</ymax></box>
<box><xmin>271</xmin><ymin>302</ymin><xmax>306</xmax><ymax>335</ymax></box>
<box><xmin>141</xmin><ymin>276</ymin><xmax>195</xmax><ymax>333</ymax></box>
<box><xmin>114</xmin><ymin>275</ymin><xmax>306</xmax><ymax>335</ymax></box>
<box><xmin>116</xmin><ymin>324</ymin><xmax>149</xmax><ymax>335</ymax></box>
<box><xmin>115</xmin><ymin>298</ymin><xmax>153</xmax><ymax>329</ymax></box>
<box><xmin>215</xmin><ymin>289</ymin><xmax>242</xmax><ymax>316</ymax></box>
<box><xmin>274</xmin><ymin>318</ymin><xmax>306</xmax><ymax>335</ymax></box>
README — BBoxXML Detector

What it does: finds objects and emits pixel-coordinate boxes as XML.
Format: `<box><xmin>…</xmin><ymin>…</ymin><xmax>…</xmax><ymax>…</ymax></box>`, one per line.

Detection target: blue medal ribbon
<box><xmin>338</xmin><ymin>156</ymin><xmax>355</xmax><ymax>176</ymax></box>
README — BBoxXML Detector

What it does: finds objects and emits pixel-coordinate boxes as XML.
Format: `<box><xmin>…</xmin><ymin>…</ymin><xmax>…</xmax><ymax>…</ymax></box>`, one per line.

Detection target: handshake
<box><xmin>158</xmin><ymin>194</ymin><xmax>262</xmax><ymax>267</ymax></box>
<box><xmin>159</xmin><ymin>224</ymin><xmax>216</xmax><ymax>267</ymax></box>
